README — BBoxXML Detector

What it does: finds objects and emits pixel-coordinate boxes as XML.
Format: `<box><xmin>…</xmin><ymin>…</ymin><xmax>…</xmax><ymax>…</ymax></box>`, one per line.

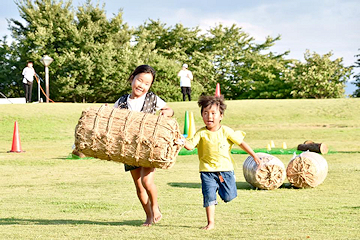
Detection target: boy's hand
<box><xmin>254</xmin><ymin>156</ymin><xmax>261</xmax><ymax>166</ymax></box>
<box><xmin>177</xmin><ymin>135</ymin><xmax>186</xmax><ymax>146</ymax></box>
<box><xmin>182</xmin><ymin>137</ymin><xmax>195</xmax><ymax>150</ymax></box>
<box><xmin>181</xmin><ymin>134</ymin><xmax>186</xmax><ymax>141</ymax></box>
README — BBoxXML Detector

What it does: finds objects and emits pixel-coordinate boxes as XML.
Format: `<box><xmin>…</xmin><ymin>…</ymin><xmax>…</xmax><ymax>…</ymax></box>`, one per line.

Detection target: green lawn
<box><xmin>0</xmin><ymin>99</ymin><xmax>359</xmax><ymax>239</ymax></box>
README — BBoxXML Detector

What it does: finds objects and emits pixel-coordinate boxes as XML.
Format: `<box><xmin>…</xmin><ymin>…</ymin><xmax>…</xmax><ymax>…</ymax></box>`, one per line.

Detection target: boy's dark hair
<box><xmin>128</xmin><ymin>65</ymin><xmax>156</xmax><ymax>83</ymax></box>
<box><xmin>198</xmin><ymin>95</ymin><xmax>227</xmax><ymax>115</ymax></box>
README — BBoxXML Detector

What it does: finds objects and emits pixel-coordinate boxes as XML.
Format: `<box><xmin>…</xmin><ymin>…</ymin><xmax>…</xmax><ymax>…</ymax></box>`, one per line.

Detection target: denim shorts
<box><xmin>200</xmin><ymin>171</ymin><xmax>237</xmax><ymax>207</ymax></box>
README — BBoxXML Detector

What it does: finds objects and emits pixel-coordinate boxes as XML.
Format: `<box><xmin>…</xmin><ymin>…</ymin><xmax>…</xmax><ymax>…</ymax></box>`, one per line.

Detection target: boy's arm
<box><xmin>178</xmin><ymin>134</ymin><xmax>195</xmax><ymax>150</ymax></box>
<box><xmin>183</xmin><ymin>139</ymin><xmax>195</xmax><ymax>150</ymax></box>
<box><xmin>239</xmin><ymin>141</ymin><xmax>261</xmax><ymax>165</ymax></box>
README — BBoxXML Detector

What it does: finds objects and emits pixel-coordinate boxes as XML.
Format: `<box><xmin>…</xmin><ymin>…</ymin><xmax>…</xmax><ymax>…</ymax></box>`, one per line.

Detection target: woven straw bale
<box><xmin>286</xmin><ymin>151</ymin><xmax>328</xmax><ymax>188</ymax></box>
<box><xmin>243</xmin><ymin>153</ymin><xmax>286</xmax><ymax>190</ymax></box>
<box><xmin>73</xmin><ymin>105</ymin><xmax>184</xmax><ymax>169</ymax></box>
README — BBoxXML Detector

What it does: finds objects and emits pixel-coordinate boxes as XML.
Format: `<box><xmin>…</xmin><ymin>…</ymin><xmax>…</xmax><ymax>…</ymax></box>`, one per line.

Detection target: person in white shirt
<box><xmin>178</xmin><ymin>63</ymin><xmax>193</xmax><ymax>101</ymax></box>
<box><xmin>22</xmin><ymin>61</ymin><xmax>36</xmax><ymax>103</ymax></box>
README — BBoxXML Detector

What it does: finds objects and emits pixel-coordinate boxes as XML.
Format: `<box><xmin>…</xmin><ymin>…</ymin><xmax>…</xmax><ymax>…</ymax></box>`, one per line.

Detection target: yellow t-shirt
<box><xmin>187</xmin><ymin>126</ymin><xmax>246</xmax><ymax>172</ymax></box>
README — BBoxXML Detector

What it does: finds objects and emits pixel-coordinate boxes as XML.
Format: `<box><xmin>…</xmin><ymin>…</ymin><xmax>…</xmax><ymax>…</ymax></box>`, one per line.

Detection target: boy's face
<box><xmin>130</xmin><ymin>72</ymin><xmax>153</xmax><ymax>98</ymax></box>
<box><xmin>201</xmin><ymin>104</ymin><xmax>223</xmax><ymax>132</ymax></box>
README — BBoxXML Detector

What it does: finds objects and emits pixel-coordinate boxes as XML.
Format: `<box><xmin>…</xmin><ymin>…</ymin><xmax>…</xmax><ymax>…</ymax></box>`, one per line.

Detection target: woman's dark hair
<box><xmin>128</xmin><ymin>65</ymin><xmax>156</xmax><ymax>83</ymax></box>
<box><xmin>198</xmin><ymin>95</ymin><xmax>227</xmax><ymax>115</ymax></box>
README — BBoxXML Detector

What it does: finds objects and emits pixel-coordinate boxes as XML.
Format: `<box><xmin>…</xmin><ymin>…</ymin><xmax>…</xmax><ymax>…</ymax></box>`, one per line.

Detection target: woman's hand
<box><xmin>160</xmin><ymin>107</ymin><xmax>174</xmax><ymax>117</ymax></box>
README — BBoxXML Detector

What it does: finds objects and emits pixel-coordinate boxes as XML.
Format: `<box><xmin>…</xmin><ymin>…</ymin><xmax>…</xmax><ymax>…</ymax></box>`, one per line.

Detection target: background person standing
<box><xmin>178</xmin><ymin>63</ymin><xmax>193</xmax><ymax>101</ymax></box>
<box><xmin>22</xmin><ymin>61</ymin><xmax>36</xmax><ymax>103</ymax></box>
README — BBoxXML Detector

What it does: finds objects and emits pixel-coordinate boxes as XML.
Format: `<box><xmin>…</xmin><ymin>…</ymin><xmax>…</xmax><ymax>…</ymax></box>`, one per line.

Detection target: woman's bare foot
<box><xmin>142</xmin><ymin>217</ymin><xmax>153</xmax><ymax>227</ymax></box>
<box><xmin>201</xmin><ymin>223</ymin><xmax>214</xmax><ymax>230</ymax></box>
<box><xmin>153</xmin><ymin>207</ymin><xmax>162</xmax><ymax>224</ymax></box>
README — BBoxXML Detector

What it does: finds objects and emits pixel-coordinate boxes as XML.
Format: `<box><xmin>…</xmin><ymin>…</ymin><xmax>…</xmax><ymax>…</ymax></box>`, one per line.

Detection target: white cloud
<box><xmin>197</xmin><ymin>17</ymin><xmax>271</xmax><ymax>41</ymax></box>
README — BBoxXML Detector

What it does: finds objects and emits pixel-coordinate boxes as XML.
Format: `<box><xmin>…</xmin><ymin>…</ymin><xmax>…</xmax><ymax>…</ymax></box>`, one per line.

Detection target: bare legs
<box><xmin>130</xmin><ymin>167</ymin><xmax>162</xmax><ymax>226</ymax></box>
<box><xmin>130</xmin><ymin>167</ymin><xmax>214</xmax><ymax>229</ymax></box>
<box><xmin>202</xmin><ymin>205</ymin><xmax>215</xmax><ymax>230</ymax></box>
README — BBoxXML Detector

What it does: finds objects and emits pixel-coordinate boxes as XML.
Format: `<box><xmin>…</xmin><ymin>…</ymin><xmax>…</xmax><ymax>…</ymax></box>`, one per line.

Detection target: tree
<box><xmin>5</xmin><ymin>1</ymin><xmax>351</xmax><ymax>102</ymax></box>
<box><xmin>0</xmin><ymin>37</ymin><xmax>12</xmax><ymax>96</ymax></box>
<box><xmin>234</xmin><ymin>51</ymin><xmax>293</xmax><ymax>99</ymax></box>
<box><xmin>135</xmin><ymin>20</ymin><xmax>201</xmax><ymax>62</ymax></box>
<box><xmin>134</xmin><ymin>20</ymin><xmax>205</xmax><ymax>99</ymax></box>
<box><xmin>134</xmin><ymin>22</ymin><xmax>291</xmax><ymax>99</ymax></box>
<box><xmin>9</xmin><ymin>0</ymin><xmax>77</xmax><ymax>101</ymax></box>
<box><xmin>9</xmin><ymin>0</ymin><xmax>132</xmax><ymax>102</ymax></box>
<box><xmin>0</xmin><ymin>36</ymin><xmax>26</xmax><ymax>98</ymax></box>
<box><xmin>352</xmin><ymin>50</ymin><xmax>360</xmax><ymax>97</ymax></box>
<box><xmin>56</xmin><ymin>1</ymin><xmax>132</xmax><ymax>102</ymax></box>
<box><xmin>197</xmin><ymin>24</ymin><xmax>292</xmax><ymax>99</ymax></box>
<box><xmin>285</xmin><ymin>50</ymin><xmax>353</xmax><ymax>98</ymax></box>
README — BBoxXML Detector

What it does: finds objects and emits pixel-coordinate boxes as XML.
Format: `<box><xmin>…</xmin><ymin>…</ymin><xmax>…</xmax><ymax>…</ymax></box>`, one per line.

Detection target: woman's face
<box><xmin>130</xmin><ymin>72</ymin><xmax>153</xmax><ymax>98</ymax></box>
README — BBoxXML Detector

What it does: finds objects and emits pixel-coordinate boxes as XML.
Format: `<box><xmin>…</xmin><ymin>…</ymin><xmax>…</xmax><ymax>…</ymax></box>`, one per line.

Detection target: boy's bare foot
<box><xmin>201</xmin><ymin>223</ymin><xmax>214</xmax><ymax>230</ymax></box>
<box><xmin>153</xmin><ymin>207</ymin><xmax>162</xmax><ymax>224</ymax></box>
<box><xmin>142</xmin><ymin>217</ymin><xmax>153</xmax><ymax>227</ymax></box>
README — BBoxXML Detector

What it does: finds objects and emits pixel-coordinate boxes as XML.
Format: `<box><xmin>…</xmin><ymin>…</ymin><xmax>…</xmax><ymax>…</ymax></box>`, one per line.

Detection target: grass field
<box><xmin>0</xmin><ymin>99</ymin><xmax>359</xmax><ymax>239</ymax></box>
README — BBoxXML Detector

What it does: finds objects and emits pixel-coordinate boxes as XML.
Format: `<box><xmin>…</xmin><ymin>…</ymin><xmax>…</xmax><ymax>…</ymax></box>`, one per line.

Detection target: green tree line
<box><xmin>0</xmin><ymin>0</ymin><xmax>355</xmax><ymax>102</ymax></box>
<box><xmin>353</xmin><ymin>50</ymin><xmax>360</xmax><ymax>97</ymax></box>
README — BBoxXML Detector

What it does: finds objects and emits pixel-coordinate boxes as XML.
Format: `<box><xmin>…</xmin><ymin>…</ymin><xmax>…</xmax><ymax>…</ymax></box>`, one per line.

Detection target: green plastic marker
<box><xmin>183</xmin><ymin>110</ymin><xmax>189</xmax><ymax>137</ymax></box>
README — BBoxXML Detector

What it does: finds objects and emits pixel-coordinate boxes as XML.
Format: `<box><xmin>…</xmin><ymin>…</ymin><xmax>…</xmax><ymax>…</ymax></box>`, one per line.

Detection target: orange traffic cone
<box><xmin>8</xmin><ymin>121</ymin><xmax>24</xmax><ymax>153</ymax></box>
<box><xmin>215</xmin><ymin>83</ymin><xmax>221</xmax><ymax>97</ymax></box>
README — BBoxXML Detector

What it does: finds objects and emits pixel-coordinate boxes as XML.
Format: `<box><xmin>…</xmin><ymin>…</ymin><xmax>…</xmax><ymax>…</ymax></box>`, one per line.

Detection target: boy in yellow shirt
<box><xmin>184</xmin><ymin>95</ymin><xmax>260</xmax><ymax>230</ymax></box>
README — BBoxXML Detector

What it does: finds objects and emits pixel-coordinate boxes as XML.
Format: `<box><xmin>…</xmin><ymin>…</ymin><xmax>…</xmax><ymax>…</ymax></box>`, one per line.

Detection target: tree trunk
<box><xmin>297</xmin><ymin>142</ymin><xmax>328</xmax><ymax>154</ymax></box>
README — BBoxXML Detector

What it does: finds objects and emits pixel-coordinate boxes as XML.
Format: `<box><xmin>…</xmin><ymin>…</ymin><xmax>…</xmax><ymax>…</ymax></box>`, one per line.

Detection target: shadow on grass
<box><xmin>168</xmin><ymin>182</ymin><xmax>296</xmax><ymax>190</ymax></box>
<box><xmin>168</xmin><ymin>181</ymin><xmax>253</xmax><ymax>190</ymax></box>
<box><xmin>0</xmin><ymin>218</ymin><xmax>143</xmax><ymax>226</ymax></box>
<box><xmin>280</xmin><ymin>183</ymin><xmax>295</xmax><ymax>189</ymax></box>
<box><xmin>167</xmin><ymin>182</ymin><xmax>201</xmax><ymax>189</ymax></box>
<box><xmin>343</xmin><ymin>206</ymin><xmax>360</xmax><ymax>210</ymax></box>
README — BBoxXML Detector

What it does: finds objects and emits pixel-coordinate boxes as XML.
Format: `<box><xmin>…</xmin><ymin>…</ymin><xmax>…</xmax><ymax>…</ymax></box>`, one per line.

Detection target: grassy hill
<box><xmin>0</xmin><ymin>99</ymin><xmax>359</xmax><ymax>239</ymax></box>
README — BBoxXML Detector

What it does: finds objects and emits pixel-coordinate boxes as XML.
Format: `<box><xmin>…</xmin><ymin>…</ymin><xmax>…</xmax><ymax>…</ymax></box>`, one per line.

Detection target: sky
<box><xmin>1</xmin><ymin>0</ymin><xmax>359</xmax><ymax>95</ymax></box>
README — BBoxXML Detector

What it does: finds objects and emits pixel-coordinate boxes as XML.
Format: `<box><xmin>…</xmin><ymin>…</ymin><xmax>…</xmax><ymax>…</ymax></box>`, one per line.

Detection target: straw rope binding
<box><xmin>286</xmin><ymin>151</ymin><xmax>328</xmax><ymax>188</ymax></box>
<box><xmin>243</xmin><ymin>153</ymin><xmax>286</xmax><ymax>190</ymax></box>
<box><xmin>73</xmin><ymin>105</ymin><xmax>184</xmax><ymax>169</ymax></box>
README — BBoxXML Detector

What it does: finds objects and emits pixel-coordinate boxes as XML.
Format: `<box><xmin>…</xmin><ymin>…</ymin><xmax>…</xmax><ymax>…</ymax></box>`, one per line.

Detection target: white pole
<box><xmin>45</xmin><ymin>66</ymin><xmax>49</xmax><ymax>103</ymax></box>
<box><xmin>38</xmin><ymin>76</ymin><xmax>40</xmax><ymax>102</ymax></box>
<box><xmin>40</xmin><ymin>55</ymin><xmax>53</xmax><ymax>103</ymax></box>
